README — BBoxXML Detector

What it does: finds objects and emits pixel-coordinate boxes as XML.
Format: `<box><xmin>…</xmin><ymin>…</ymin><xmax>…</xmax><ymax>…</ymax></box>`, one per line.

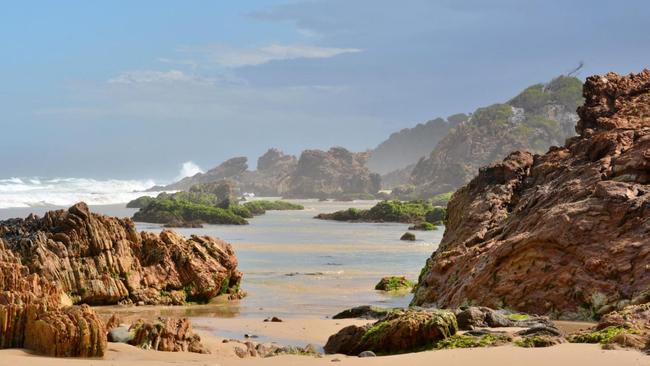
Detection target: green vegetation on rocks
<box><xmin>374</xmin><ymin>276</ymin><xmax>415</xmax><ymax>292</ymax></box>
<box><xmin>316</xmin><ymin>200</ymin><xmax>446</xmax><ymax>225</ymax></box>
<box><xmin>568</xmin><ymin>326</ymin><xmax>631</xmax><ymax>344</ymax></box>
<box><xmin>434</xmin><ymin>334</ymin><xmax>510</xmax><ymax>349</ymax></box>
<box><xmin>126</xmin><ymin>196</ymin><xmax>155</xmax><ymax>208</ymax></box>
<box><xmin>131</xmin><ymin>190</ymin><xmax>303</xmax><ymax>226</ymax></box>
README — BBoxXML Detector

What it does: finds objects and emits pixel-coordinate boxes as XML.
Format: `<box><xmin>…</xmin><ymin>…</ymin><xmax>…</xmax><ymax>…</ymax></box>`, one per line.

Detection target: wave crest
<box><xmin>0</xmin><ymin>177</ymin><xmax>162</xmax><ymax>209</ymax></box>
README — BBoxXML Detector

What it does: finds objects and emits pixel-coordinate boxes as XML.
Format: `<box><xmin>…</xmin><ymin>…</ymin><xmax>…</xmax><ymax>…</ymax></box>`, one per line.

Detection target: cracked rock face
<box><xmin>412</xmin><ymin>70</ymin><xmax>650</xmax><ymax>316</ymax></box>
<box><xmin>0</xmin><ymin>240</ymin><xmax>107</xmax><ymax>357</ymax></box>
<box><xmin>0</xmin><ymin>202</ymin><xmax>242</xmax><ymax>306</ymax></box>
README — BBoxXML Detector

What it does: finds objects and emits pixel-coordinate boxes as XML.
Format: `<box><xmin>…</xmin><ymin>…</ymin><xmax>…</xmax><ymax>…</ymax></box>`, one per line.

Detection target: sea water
<box><xmin>0</xmin><ymin>199</ymin><xmax>441</xmax><ymax>320</ymax></box>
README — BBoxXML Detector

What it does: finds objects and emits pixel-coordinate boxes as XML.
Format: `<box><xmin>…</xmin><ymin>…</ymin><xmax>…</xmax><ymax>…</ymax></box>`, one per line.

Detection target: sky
<box><xmin>1</xmin><ymin>0</ymin><xmax>649</xmax><ymax>181</ymax></box>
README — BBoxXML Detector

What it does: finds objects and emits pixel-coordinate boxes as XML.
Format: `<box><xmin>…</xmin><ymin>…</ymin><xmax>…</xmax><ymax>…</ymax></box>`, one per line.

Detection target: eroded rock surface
<box><xmin>412</xmin><ymin>71</ymin><xmax>650</xmax><ymax>317</ymax></box>
<box><xmin>129</xmin><ymin>317</ymin><xmax>209</xmax><ymax>354</ymax></box>
<box><xmin>0</xmin><ymin>240</ymin><xmax>107</xmax><ymax>357</ymax></box>
<box><xmin>0</xmin><ymin>202</ymin><xmax>242</xmax><ymax>306</ymax></box>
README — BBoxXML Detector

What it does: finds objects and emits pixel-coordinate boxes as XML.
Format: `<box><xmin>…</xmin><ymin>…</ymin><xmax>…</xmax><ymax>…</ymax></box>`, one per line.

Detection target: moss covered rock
<box><xmin>400</xmin><ymin>232</ymin><xmax>416</xmax><ymax>241</ymax></box>
<box><xmin>324</xmin><ymin>309</ymin><xmax>457</xmax><ymax>355</ymax></box>
<box><xmin>374</xmin><ymin>276</ymin><xmax>414</xmax><ymax>292</ymax></box>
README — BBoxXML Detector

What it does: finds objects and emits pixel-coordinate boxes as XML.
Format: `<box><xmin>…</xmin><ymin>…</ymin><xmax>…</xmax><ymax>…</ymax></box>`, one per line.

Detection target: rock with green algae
<box><xmin>400</xmin><ymin>232</ymin><xmax>416</xmax><ymax>241</ymax></box>
<box><xmin>324</xmin><ymin>309</ymin><xmax>457</xmax><ymax>355</ymax></box>
<box><xmin>568</xmin><ymin>303</ymin><xmax>650</xmax><ymax>352</ymax></box>
<box><xmin>374</xmin><ymin>276</ymin><xmax>415</xmax><ymax>292</ymax></box>
<box><xmin>434</xmin><ymin>333</ymin><xmax>511</xmax><ymax>349</ymax></box>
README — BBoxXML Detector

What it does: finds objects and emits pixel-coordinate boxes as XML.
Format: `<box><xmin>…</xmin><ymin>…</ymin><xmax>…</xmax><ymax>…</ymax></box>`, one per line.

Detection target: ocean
<box><xmin>0</xmin><ymin>180</ymin><xmax>441</xmax><ymax>331</ymax></box>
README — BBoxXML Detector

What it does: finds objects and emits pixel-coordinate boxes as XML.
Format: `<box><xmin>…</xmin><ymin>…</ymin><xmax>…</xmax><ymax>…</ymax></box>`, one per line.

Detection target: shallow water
<box><xmin>0</xmin><ymin>199</ymin><xmax>441</xmax><ymax>320</ymax></box>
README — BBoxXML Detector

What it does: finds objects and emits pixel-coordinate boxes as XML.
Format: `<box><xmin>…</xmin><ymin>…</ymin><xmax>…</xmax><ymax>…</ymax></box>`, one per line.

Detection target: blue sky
<box><xmin>1</xmin><ymin>0</ymin><xmax>649</xmax><ymax>180</ymax></box>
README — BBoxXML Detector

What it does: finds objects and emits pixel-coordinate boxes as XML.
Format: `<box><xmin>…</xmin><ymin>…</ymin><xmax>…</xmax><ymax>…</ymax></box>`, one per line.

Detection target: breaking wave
<box><xmin>0</xmin><ymin>177</ymin><xmax>163</xmax><ymax>209</ymax></box>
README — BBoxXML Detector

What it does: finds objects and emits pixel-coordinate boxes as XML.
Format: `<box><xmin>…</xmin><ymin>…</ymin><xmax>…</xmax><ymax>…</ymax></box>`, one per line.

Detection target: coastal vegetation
<box><xmin>129</xmin><ymin>189</ymin><xmax>303</xmax><ymax>226</ymax></box>
<box><xmin>315</xmin><ymin>200</ymin><xmax>446</xmax><ymax>226</ymax></box>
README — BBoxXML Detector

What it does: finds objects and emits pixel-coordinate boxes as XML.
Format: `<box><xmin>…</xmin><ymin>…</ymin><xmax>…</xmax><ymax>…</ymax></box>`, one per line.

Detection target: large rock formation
<box><xmin>401</xmin><ymin>76</ymin><xmax>582</xmax><ymax>199</ymax></box>
<box><xmin>412</xmin><ymin>71</ymin><xmax>650</xmax><ymax>317</ymax></box>
<box><xmin>0</xmin><ymin>239</ymin><xmax>107</xmax><ymax>357</ymax></box>
<box><xmin>0</xmin><ymin>202</ymin><xmax>242</xmax><ymax>306</ymax></box>
<box><xmin>286</xmin><ymin>147</ymin><xmax>380</xmax><ymax>198</ymax></box>
<box><xmin>238</xmin><ymin>148</ymin><xmax>297</xmax><ymax>195</ymax></box>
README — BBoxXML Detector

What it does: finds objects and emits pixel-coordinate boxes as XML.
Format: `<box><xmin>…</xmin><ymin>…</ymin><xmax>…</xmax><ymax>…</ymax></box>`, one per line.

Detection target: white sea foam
<box><xmin>0</xmin><ymin>177</ymin><xmax>163</xmax><ymax>209</ymax></box>
<box><xmin>175</xmin><ymin>161</ymin><xmax>203</xmax><ymax>181</ymax></box>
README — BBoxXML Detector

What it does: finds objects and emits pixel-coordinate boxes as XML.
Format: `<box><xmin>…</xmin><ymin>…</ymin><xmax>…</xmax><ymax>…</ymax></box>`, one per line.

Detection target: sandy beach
<box><xmin>3</xmin><ymin>313</ymin><xmax>647</xmax><ymax>366</ymax></box>
<box><xmin>1</xmin><ymin>334</ymin><xmax>647</xmax><ymax>366</ymax></box>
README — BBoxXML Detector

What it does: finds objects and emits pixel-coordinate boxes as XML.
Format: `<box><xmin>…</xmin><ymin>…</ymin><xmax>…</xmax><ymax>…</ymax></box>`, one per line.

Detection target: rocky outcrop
<box><xmin>569</xmin><ymin>303</ymin><xmax>650</xmax><ymax>353</ymax></box>
<box><xmin>324</xmin><ymin>309</ymin><xmax>457</xmax><ymax>355</ymax></box>
<box><xmin>412</xmin><ymin>71</ymin><xmax>650</xmax><ymax>317</ymax></box>
<box><xmin>401</xmin><ymin>76</ymin><xmax>582</xmax><ymax>199</ymax></box>
<box><xmin>129</xmin><ymin>317</ymin><xmax>209</xmax><ymax>354</ymax></box>
<box><xmin>237</xmin><ymin>149</ymin><xmax>298</xmax><ymax>195</ymax></box>
<box><xmin>159</xmin><ymin>157</ymin><xmax>249</xmax><ymax>191</ymax></box>
<box><xmin>0</xmin><ymin>202</ymin><xmax>242</xmax><ymax>306</ymax></box>
<box><xmin>0</xmin><ymin>240</ymin><xmax>107</xmax><ymax>357</ymax></box>
<box><xmin>285</xmin><ymin>147</ymin><xmax>380</xmax><ymax>198</ymax></box>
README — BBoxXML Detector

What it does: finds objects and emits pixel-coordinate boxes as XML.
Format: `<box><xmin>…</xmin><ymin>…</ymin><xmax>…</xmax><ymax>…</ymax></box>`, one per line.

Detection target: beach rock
<box><xmin>570</xmin><ymin>303</ymin><xmax>650</xmax><ymax>352</ymax></box>
<box><xmin>0</xmin><ymin>203</ymin><xmax>242</xmax><ymax>306</ymax></box>
<box><xmin>24</xmin><ymin>304</ymin><xmax>107</xmax><ymax>357</ymax></box>
<box><xmin>374</xmin><ymin>276</ymin><xmax>414</xmax><ymax>291</ymax></box>
<box><xmin>516</xmin><ymin>335</ymin><xmax>565</xmax><ymax>348</ymax></box>
<box><xmin>0</xmin><ymin>240</ymin><xmax>107</xmax><ymax>357</ymax></box>
<box><xmin>332</xmin><ymin>305</ymin><xmax>396</xmax><ymax>320</ymax></box>
<box><xmin>412</xmin><ymin>71</ymin><xmax>650</xmax><ymax>316</ymax></box>
<box><xmin>400</xmin><ymin>232</ymin><xmax>416</xmax><ymax>241</ymax></box>
<box><xmin>324</xmin><ymin>309</ymin><xmax>457</xmax><ymax>355</ymax></box>
<box><xmin>129</xmin><ymin>317</ymin><xmax>209</xmax><ymax>354</ymax></box>
<box><xmin>455</xmin><ymin>307</ymin><xmax>553</xmax><ymax>330</ymax></box>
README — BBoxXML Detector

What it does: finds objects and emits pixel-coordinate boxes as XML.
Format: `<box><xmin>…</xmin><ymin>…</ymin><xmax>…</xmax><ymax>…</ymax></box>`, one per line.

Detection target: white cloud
<box><xmin>187</xmin><ymin>44</ymin><xmax>363</xmax><ymax>68</ymax></box>
<box><xmin>108</xmin><ymin>70</ymin><xmax>213</xmax><ymax>85</ymax></box>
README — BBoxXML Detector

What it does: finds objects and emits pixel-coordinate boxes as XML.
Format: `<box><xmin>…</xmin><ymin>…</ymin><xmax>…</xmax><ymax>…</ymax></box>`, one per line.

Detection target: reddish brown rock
<box><xmin>412</xmin><ymin>70</ymin><xmax>650</xmax><ymax>317</ymax></box>
<box><xmin>24</xmin><ymin>304</ymin><xmax>106</xmax><ymax>357</ymax></box>
<box><xmin>129</xmin><ymin>317</ymin><xmax>209</xmax><ymax>354</ymax></box>
<box><xmin>0</xmin><ymin>202</ymin><xmax>242</xmax><ymax>306</ymax></box>
<box><xmin>0</xmin><ymin>241</ymin><xmax>107</xmax><ymax>357</ymax></box>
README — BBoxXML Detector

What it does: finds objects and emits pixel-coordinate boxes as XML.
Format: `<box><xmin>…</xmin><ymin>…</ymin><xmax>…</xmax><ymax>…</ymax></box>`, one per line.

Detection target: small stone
<box><xmin>358</xmin><ymin>351</ymin><xmax>376</xmax><ymax>357</ymax></box>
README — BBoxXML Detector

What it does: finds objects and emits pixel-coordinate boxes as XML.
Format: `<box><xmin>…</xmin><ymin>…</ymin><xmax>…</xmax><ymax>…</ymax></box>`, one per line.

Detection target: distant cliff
<box><xmin>367</xmin><ymin>114</ymin><xmax>468</xmax><ymax>175</ymax></box>
<box><xmin>398</xmin><ymin>75</ymin><xmax>582</xmax><ymax>199</ymax></box>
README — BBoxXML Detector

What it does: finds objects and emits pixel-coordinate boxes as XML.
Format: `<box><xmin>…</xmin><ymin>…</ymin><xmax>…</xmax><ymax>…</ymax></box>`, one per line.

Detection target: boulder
<box><xmin>374</xmin><ymin>276</ymin><xmax>414</xmax><ymax>291</ymax></box>
<box><xmin>400</xmin><ymin>232</ymin><xmax>416</xmax><ymax>241</ymax></box>
<box><xmin>129</xmin><ymin>317</ymin><xmax>209</xmax><ymax>354</ymax></box>
<box><xmin>332</xmin><ymin>306</ymin><xmax>396</xmax><ymax>320</ymax></box>
<box><xmin>324</xmin><ymin>309</ymin><xmax>457</xmax><ymax>355</ymax></box>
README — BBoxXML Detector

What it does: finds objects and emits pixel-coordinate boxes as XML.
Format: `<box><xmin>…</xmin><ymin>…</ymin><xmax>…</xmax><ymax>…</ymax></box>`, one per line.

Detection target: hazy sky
<box><xmin>1</xmin><ymin>0</ymin><xmax>649</xmax><ymax>180</ymax></box>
